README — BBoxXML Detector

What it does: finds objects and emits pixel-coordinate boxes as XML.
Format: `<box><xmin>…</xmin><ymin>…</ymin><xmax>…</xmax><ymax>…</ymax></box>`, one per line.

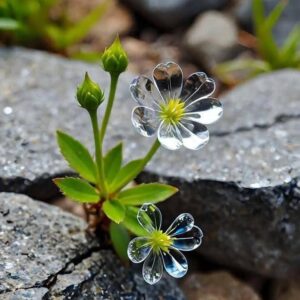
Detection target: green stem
<box><xmin>99</xmin><ymin>73</ymin><xmax>119</xmax><ymax>144</ymax></box>
<box><xmin>139</xmin><ymin>138</ymin><xmax>161</xmax><ymax>171</ymax></box>
<box><xmin>113</xmin><ymin>138</ymin><xmax>160</xmax><ymax>193</ymax></box>
<box><xmin>89</xmin><ymin>110</ymin><xmax>108</xmax><ymax>196</ymax></box>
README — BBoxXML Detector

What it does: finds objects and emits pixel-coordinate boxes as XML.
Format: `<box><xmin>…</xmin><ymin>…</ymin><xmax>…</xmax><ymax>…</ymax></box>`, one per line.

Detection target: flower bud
<box><xmin>76</xmin><ymin>72</ymin><xmax>104</xmax><ymax>111</ymax></box>
<box><xmin>100</xmin><ymin>36</ymin><xmax>128</xmax><ymax>75</ymax></box>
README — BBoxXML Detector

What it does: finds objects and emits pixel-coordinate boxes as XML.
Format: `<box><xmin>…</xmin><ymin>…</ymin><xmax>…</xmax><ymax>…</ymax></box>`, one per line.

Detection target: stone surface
<box><xmin>235</xmin><ymin>0</ymin><xmax>300</xmax><ymax>45</ymax></box>
<box><xmin>1</xmin><ymin>48</ymin><xmax>300</xmax><ymax>277</ymax></box>
<box><xmin>0</xmin><ymin>192</ymin><xmax>185</xmax><ymax>299</ymax></box>
<box><xmin>184</xmin><ymin>11</ymin><xmax>239</xmax><ymax>69</ymax></box>
<box><xmin>122</xmin><ymin>0</ymin><xmax>228</xmax><ymax>29</ymax></box>
<box><xmin>181</xmin><ymin>271</ymin><xmax>261</xmax><ymax>300</ymax></box>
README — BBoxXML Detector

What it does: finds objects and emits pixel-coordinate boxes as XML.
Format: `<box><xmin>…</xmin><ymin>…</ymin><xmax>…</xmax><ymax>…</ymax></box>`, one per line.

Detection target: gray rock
<box><xmin>235</xmin><ymin>0</ymin><xmax>300</xmax><ymax>45</ymax></box>
<box><xmin>122</xmin><ymin>0</ymin><xmax>228</xmax><ymax>29</ymax></box>
<box><xmin>0</xmin><ymin>193</ymin><xmax>185</xmax><ymax>299</ymax></box>
<box><xmin>1</xmin><ymin>48</ymin><xmax>300</xmax><ymax>277</ymax></box>
<box><xmin>184</xmin><ymin>11</ymin><xmax>240</xmax><ymax>70</ymax></box>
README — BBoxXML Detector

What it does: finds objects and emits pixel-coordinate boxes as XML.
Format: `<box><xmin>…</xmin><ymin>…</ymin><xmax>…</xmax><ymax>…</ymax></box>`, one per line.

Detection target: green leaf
<box><xmin>280</xmin><ymin>26</ymin><xmax>300</xmax><ymax>65</ymax></box>
<box><xmin>57</xmin><ymin>130</ymin><xmax>97</xmax><ymax>183</ymax></box>
<box><xmin>103</xmin><ymin>199</ymin><xmax>125</xmax><ymax>224</ymax></box>
<box><xmin>214</xmin><ymin>58</ymin><xmax>271</xmax><ymax>84</ymax></box>
<box><xmin>118</xmin><ymin>183</ymin><xmax>178</xmax><ymax>205</ymax></box>
<box><xmin>0</xmin><ymin>18</ymin><xmax>20</xmax><ymax>30</ymax></box>
<box><xmin>54</xmin><ymin>177</ymin><xmax>99</xmax><ymax>203</ymax></box>
<box><xmin>104</xmin><ymin>143</ymin><xmax>122</xmax><ymax>184</ymax></box>
<box><xmin>252</xmin><ymin>0</ymin><xmax>265</xmax><ymax>31</ymax></box>
<box><xmin>109</xmin><ymin>159</ymin><xmax>143</xmax><ymax>193</ymax></box>
<box><xmin>264</xmin><ymin>0</ymin><xmax>286</xmax><ymax>32</ymax></box>
<box><xmin>122</xmin><ymin>206</ymin><xmax>147</xmax><ymax>236</ymax></box>
<box><xmin>109</xmin><ymin>222</ymin><xmax>130</xmax><ymax>262</ymax></box>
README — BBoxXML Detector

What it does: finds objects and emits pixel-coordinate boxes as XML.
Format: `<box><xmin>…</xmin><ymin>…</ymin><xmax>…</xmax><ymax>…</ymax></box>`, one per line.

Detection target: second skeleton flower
<box><xmin>130</xmin><ymin>62</ymin><xmax>223</xmax><ymax>150</ymax></box>
<box><xmin>127</xmin><ymin>203</ymin><xmax>203</xmax><ymax>284</ymax></box>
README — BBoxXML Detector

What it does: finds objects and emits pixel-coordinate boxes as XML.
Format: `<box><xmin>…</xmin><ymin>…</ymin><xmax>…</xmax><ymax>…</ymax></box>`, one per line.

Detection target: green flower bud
<box><xmin>100</xmin><ymin>36</ymin><xmax>128</xmax><ymax>75</ymax></box>
<box><xmin>76</xmin><ymin>72</ymin><xmax>104</xmax><ymax>111</ymax></box>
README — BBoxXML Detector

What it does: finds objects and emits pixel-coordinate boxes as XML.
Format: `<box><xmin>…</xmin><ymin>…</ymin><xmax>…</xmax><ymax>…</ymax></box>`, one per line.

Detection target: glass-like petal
<box><xmin>130</xmin><ymin>76</ymin><xmax>164</xmax><ymax>108</ymax></box>
<box><xmin>177</xmin><ymin>121</ymin><xmax>209</xmax><ymax>150</ymax></box>
<box><xmin>184</xmin><ymin>97</ymin><xmax>223</xmax><ymax>125</ymax></box>
<box><xmin>161</xmin><ymin>248</ymin><xmax>188</xmax><ymax>278</ymax></box>
<box><xmin>153</xmin><ymin>62</ymin><xmax>183</xmax><ymax>100</ymax></box>
<box><xmin>166</xmin><ymin>213</ymin><xmax>194</xmax><ymax>237</ymax></box>
<box><xmin>181</xmin><ymin>72</ymin><xmax>215</xmax><ymax>105</ymax></box>
<box><xmin>158</xmin><ymin>122</ymin><xmax>182</xmax><ymax>150</ymax></box>
<box><xmin>127</xmin><ymin>237</ymin><xmax>152</xmax><ymax>263</ymax></box>
<box><xmin>142</xmin><ymin>251</ymin><xmax>163</xmax><ymax>285</ymax></box>
<box><xmin>172</xmin><ymin>226</ymin><xmax>203</xmax><ymax>251</ymax></box>
<box><xmin>137</xmin><ymin>203</ymin><xmax>162</xmax><ymax>233</ymax></box>
<box><xmin>132</xmin><ymin>106</ymin><xmax>160</xmax><ymax>137</ymax></box>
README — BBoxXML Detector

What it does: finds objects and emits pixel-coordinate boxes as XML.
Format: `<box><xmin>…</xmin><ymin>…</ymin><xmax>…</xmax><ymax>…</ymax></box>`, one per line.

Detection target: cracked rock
<box><xmin>0</xmin><ymin>193</ymin><xmax>185</xmax><ymax>299</ymax></box>
<box><xmin>1</xmin><ymin>48</ymin><xmax>300</xmax><ymax>277</ymax></box>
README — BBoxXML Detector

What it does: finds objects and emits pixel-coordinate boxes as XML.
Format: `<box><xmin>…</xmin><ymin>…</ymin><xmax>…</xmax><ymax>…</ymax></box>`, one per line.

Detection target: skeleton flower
<box><xmin>127</xmin><ymin>203</ymin><xmax>203</xmax><ymax>285</ymax></box>
<box><xmin>130</xmin><ymin>62</ymin><xmax>223</xmax><ymax>150</ymax></box>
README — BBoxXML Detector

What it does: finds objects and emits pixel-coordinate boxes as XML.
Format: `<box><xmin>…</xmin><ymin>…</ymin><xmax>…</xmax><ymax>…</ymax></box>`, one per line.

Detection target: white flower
<box><xmin>127</xmin><ymin>203</ymin><xmax>203</xmax><ymax>285</ymax></box>
<box><xmin>130</xmin><ymin>62</ymin><xmax>223</xmax><ymax>150</ymax></box>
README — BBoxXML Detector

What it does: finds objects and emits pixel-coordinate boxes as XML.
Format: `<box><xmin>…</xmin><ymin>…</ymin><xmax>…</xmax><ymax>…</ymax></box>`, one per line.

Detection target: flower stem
<box><xmin>99</xmin><ymin>73</ymin><xmax>119</xmax><ymax>144</ymax></box>
<box><xmin>127</xmin><ymin>138</ymin><xmax>160</xmax><ymax>184</ymax></box>
<box><xmin>111</xmin><ymin>138</ymin><xmax>160</xmax><ymax>194</ymax></box>
<box><xmin>89</xmin><ymin>110</ymin><xmax>108</xmax><ymax>197</ymax></box>
<box><xmin>140</xmin><ymin>138</ymin><xmax>161</xmax><ymax>170</ymax></box>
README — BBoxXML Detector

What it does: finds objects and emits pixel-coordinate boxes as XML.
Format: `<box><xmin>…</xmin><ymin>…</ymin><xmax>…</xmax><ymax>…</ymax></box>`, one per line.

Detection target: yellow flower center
<box><xmin>149</xmin><ymin>230</ymin><xmax>173</xmax><ymax>253</ymax></box>
<box><xmin>160</xmin><ymin>98</ymin><xmax>185</xmax><ymax>125</ymax></box>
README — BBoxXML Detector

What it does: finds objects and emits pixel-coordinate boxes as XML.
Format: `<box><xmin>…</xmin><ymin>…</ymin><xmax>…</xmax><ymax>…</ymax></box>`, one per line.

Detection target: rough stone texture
<box><xmin>184</xmin><ymin>11</ymin><xmax>239</xmax><ymax>69</ymax></box>
<box><xmin>181</xmin><ymin>271</ymin><xmax>261</xmax><ymax>300</ymax></box>
<box><xmin>235</xmin><ymin>0</ymin><xmax>300</xmax><ymax>45</ymax></box>
<box><xmin>0</xmin><ymin>193</ymin><xmax>185</xmax><ymax>299</ymax></box>
<box><xmin>1</xmin><ymin>48</ymin><xmax>300</xmax><ymax>277</ymax></box>
<box><xmin>121</xmin><ymin>0</ymin><xmax>228</xmax><ymax>29</ymax></box>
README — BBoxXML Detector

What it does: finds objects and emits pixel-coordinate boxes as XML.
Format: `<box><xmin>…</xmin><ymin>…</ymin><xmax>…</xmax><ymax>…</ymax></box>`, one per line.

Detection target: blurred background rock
<box><xmin>1</xmin><ymin>0</ymin><xmax>300</xmax><ymax>299</ymax></box>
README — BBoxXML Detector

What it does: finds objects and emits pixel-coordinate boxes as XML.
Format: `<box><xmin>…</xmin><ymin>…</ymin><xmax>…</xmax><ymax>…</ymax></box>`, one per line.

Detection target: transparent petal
<box><xmin>184</xmin><ymin>97</ymin><xmax>223</xmax><ymax>125</ymax></box>
<box><xmin>161</xmin><ymin>248</ymin><xmax>188</xmax><ymax>278</ymax></box>
<box><xmin>166</xmin><ymin>213</ymin><xmax>194</xmax><ymax>237</ymax></box>
<box><xmin>131</xmin><ymin>106</ymin><xmax>160</xmax><ymax>137</ymax></box>
<box><xmin>172</xmin><ymin>226</ymin><xmax>203</xmax><ymax>251</ymax></box>
<box><xmin>137</xmin><ymin>203</ymin><xmax>162</xmax><ymax>233</ymax></box>
<box><xmin>177</xmin><ymin>121</ymin><xmax>209</xmax><ymax>150</ymax></box>
<box><xmin>130</xmin><ymin>75</ymin><xmax>164</xmax><ymax>108</ymax></box>
<box><xmin>153</xmin><ymin>62</ymin><xmax>183</xmax><ymax>100</ymax></box>
<box><xmin>181</xmin><ymin>72</ymin><xmax>215</xmax><ymax>105</ymax></box>
<box><xmin>158</xmin><ymin>122</ymin><xmax>182</xmax><ymax>150</ymax></box>
<box><xmin>142</xmin><ymin>251</ymin><xmax>163</xmax><ymax>285</ymax></box>
<box><xmin>128</xmin><ymin>237</ymin><xmax>152</xmax><ymax>263</ymax></box>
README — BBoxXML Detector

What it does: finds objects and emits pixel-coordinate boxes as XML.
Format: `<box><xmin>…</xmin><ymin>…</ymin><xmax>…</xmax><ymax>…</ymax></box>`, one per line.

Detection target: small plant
<box><xmin>215</xmin><ymin>0</ymin><xmax>300</xmax><ymax>85</ymax></box>
<box><xmin>54</xmin><ymin>37</ymin><xmax>223</xmax><ymax>283</ymax></box>
<box><xmin>0</xmin><ymin>0</ymin><xmax>109</xmax><ymax>54</ymax></box>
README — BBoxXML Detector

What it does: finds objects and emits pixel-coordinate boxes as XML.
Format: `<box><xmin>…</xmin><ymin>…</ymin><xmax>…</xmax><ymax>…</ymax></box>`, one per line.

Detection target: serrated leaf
<box><xmin>54</xmin><ymin>177</ymin><xmax>99</xmax><ymax>203</ymax></box>
<box><xmin>109</xmin><ymin>222</ymin><xmax>130</xmax><ymax>262</ymax></box>
<box><xmin>103</xmin><ymin>199</ymin><xmax>125</xmax><ymax>224</ymax></box>
<box><xmin>104</xmin><ymin>143</ymin><xmax>122</xmax><ymax>184</ymax></box>
<box><xmin>123</xmin><ymin>206</ymin><xmax>148</xmax><ymax>236</ymax></box>
<box><xmin>109</xmin><ymin>159</ymin><xmax>143</xmax><ymax>193</ymax></box>
<box><xmin>57</xmin><ymin>130</ymin><xmax>97</xmax><ymax>183</ymax></box>
<box><xmin>118</xmin><ymin>183</ymin><xmax>178</xmax><ymax>205</ymax></box>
